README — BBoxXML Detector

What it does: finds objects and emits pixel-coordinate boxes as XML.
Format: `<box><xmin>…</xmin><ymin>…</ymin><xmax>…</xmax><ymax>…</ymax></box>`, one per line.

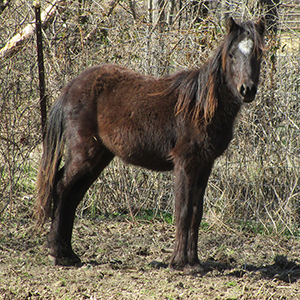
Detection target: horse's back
<box><xmin>63</xmin><ymin>64</ymin><xmax>177</xmax><ymax>171</ymax></box>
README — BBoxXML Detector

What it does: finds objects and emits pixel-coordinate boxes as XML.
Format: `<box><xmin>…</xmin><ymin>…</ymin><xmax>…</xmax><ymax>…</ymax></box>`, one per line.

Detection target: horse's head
<box><xmin>223</xmin><ymin>17</ymin><xmax>265</xmax><ymax>103</ymax></box>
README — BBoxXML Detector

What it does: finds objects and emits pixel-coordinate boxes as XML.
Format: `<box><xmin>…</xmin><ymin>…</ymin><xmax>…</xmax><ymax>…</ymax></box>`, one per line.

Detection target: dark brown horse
<box><xmin>36</xmin><ymin>17</ymin><xmax>265</xmax><ymax>272</ymax></box>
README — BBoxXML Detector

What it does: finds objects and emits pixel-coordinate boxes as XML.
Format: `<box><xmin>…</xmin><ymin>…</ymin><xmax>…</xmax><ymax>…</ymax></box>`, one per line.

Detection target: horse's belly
<box><xmin>99</xmin><ymin>127</ymin><xmax>175</xmax><ymax>172</ymax></box>
<box><xmin>124</xmin><ymin>152</ymin><xmax>174</xmax><ymax>172</ymax></box>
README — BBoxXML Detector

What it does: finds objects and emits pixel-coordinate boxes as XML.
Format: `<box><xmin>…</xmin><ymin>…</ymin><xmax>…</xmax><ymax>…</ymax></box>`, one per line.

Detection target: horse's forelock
<box><xmin>244</xmin><ymin>21</ymin><xmax>265</xmax><ymax>56</ymax></box>
<box><xmin>221</xmin><ymin>20</ymin><xmax>264</xmax><ymax>64</ymax></box>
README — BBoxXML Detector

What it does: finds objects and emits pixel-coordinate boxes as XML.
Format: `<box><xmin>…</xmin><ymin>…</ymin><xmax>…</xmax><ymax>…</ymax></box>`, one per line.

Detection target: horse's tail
<box><xmin>35</xmin><ymin>93</ymin><xmax>66</xmax><ymax>226</ymax></box>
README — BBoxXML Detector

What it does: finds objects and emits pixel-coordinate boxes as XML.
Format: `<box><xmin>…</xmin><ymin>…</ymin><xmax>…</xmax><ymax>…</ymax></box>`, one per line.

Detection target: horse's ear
<box><xmin>226</xmin><ymin>17</ymin><xmax>239</xmax><ymax>33</ymax></box>
<box><xmin>255</xmin><ymin>17</ymin><xmax>265</xmax><ymax>36</ymax></box>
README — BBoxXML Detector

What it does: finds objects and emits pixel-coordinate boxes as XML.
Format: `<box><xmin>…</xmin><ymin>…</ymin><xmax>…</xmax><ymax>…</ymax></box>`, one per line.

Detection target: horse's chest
<box><xmin>208</xmin><ymin>126</ymin><xmax>233</xmax><ymax>158</ymax></box>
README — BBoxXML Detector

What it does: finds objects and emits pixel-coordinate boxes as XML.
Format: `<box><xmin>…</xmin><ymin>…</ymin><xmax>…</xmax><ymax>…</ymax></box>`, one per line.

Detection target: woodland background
<box><xmin>0</xmin><ymin>0</ymin><xmax>299</xmax><ymax>235</ymax></box>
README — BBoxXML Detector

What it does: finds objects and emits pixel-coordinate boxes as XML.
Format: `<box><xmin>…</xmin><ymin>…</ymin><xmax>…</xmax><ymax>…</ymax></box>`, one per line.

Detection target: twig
<box><xmin>0</xmin><ymin>0</ymin><xmax>65</xmax><ymax>60</ymax></box>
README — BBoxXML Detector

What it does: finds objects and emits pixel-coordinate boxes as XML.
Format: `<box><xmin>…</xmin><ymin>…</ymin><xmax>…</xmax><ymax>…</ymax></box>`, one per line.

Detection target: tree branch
<box><xmin>0</xmin><ymin>0</ymin><xmax>65</xmax><ymax>60</ymax></box>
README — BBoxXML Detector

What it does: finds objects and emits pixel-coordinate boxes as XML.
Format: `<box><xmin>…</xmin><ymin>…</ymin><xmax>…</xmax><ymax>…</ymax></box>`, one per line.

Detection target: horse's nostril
<box><xmin>239</xmin><ymin>84</ymin><xmax>257</xmax><ymax>98</ymax></box>
<box><xmin>239</xmin><ymin>84</ymin><xmax>246</xmax><ymax>96</ymax></box>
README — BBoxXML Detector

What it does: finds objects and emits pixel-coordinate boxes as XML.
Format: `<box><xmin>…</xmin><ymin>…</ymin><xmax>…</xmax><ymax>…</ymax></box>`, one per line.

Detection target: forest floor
<box><xmin>1</xmin><ymin>213</ymin><xmax>300</xmax><ymax>299</ymax></box>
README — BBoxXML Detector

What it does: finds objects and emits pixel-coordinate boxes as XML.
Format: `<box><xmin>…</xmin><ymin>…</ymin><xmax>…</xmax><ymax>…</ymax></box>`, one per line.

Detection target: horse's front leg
<box><xmin>169</xmin><ymin>162</ymin><xmax>194</xmax><ymax>270</ymax></box>
<box><xmin>186</xmin><ymin>164</ymin><xmax>212</xmax><ymax>271</ymax></box>
<box><xmin>170</xmin><ymin>162</ymin><xmax>212</xmax><ymax>272</ymax></box>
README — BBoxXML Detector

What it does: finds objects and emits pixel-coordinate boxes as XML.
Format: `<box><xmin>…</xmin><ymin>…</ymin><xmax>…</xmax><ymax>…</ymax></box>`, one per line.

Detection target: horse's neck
<box><xmin>209</xmin><ymin>60</ymin><xmax>242</xmax><ymax>123</ymax></box>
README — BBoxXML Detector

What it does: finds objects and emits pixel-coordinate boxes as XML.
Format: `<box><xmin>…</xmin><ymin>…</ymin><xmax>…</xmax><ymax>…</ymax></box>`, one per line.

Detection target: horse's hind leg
<box><xmin>48</xmin><ymin>144</ymin><xmax>114</xmax><ymax>266</ymax></box>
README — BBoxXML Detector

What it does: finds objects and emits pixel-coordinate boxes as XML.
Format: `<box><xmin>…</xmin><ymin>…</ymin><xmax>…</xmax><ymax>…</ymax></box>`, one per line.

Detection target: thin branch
<box><xmin>0</xmin><ymin>0</ymin><xmax>65</xmax><ymax>60</ymax></box>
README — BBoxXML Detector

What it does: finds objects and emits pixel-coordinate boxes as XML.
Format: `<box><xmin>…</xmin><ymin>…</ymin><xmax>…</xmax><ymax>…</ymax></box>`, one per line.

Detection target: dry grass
<box><xmin>1</xmin><ymin>209</ymin><xmax>300</xmax><ymax>299</ymax></box>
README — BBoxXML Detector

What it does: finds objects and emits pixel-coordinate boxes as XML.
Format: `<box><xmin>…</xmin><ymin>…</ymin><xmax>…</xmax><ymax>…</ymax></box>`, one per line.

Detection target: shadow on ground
<box><xmin>201</xmin><ymin>255</ymin><xmax>300</xmax><ymax>283</ymax></box>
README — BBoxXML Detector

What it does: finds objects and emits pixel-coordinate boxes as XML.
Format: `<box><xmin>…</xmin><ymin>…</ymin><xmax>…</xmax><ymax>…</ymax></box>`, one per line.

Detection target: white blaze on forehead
<box><xmin>238</xmin><ymin>38</ymin><xmax>254</xmax><ymax>56</ymax></box>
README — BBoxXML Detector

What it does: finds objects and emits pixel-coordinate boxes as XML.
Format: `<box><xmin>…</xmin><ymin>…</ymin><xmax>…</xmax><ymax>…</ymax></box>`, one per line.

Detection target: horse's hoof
<box><xmin>183</xmin><ymin>263</ymin><xmax>204</xmax><ymax>275</ymax></box>
<box><xmin>169</xmin><ymin>261</ymin><xmax>185</xmax><ymax>272</ymax></box>
<box><xmin>49</xmin><ymin>255</ymin><xmax>82</xmax><ymax>267</ymax></box>
<box><xmin>169</xmin><ymin>262</ymin><xmax>204</xmax><ymax>274</ymax></box>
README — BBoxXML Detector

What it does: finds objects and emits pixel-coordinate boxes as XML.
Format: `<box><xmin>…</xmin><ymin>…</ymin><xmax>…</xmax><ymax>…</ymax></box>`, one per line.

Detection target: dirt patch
<box><xmin>1</xmin><ymin>217</ymin><xmax>300</xmax><ymax>299</ymax></box>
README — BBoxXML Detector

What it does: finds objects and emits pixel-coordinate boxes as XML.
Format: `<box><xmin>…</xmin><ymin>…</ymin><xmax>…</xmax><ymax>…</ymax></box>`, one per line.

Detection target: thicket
<box><xmin>0</xmin><ymin>0</ymin><xmax>299</xmax><ymax>235</ymax></box>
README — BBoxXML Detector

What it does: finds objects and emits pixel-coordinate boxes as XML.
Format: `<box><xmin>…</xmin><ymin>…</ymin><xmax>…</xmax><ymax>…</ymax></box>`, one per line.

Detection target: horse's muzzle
<box><xmin>239</xmin><ymin>83</ymin><xmax>257</xmax><ymax>103</ymax></box>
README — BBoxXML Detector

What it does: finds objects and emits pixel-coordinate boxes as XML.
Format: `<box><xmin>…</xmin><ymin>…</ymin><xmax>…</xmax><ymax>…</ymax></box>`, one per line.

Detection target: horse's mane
<box><xmin>164</xmin><ymin>48</ymin><xmax>222</xmax><ymax>125</ymax></box>
<box><xmin>164</xmin><ymin>20</ymin><xmax>264</xmax><ymax>125</ymax></box>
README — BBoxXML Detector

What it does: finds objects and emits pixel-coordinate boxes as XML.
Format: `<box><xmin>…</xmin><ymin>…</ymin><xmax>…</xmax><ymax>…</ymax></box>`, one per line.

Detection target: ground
<box><xmin>1</xmin><ymin>216</ymin><xmax>300</xmax><ymax>300</ymax></box>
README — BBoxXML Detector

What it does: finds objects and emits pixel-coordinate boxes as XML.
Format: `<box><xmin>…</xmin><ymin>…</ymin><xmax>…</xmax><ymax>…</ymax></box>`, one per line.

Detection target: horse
<box><xmin>36</xmin><ymin>17</ymin><xmax>265</xmax><ymax>272</ymax></box>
